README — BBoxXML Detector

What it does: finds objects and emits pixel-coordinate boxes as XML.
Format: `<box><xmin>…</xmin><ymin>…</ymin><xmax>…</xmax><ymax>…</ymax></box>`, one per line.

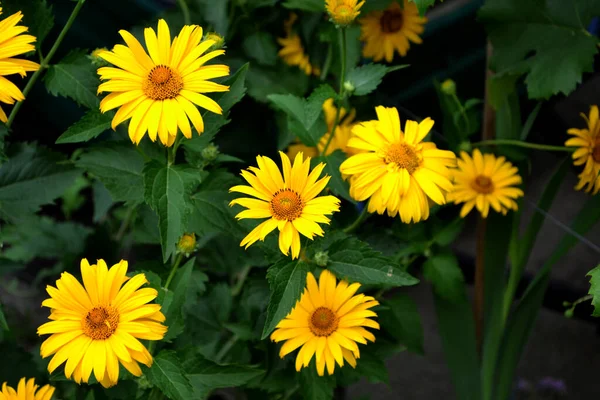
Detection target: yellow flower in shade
<box><xmin>229</xmin><ymin>152</ymin><xmax>340</xmax><ymax>259</ymax></box>
<box><xmin>278</xmin><ymin>14</ymin><xmax>321</xmax><ymax>76</ymax></box>
<box><xmin>37</xmin><ymin>259</ymin><xmax>168</xmax><ymax>388</ymax></box>
<box><xmin>326</xmin><ymin>0</ymin><xmax>365</xmax><ymax>26</ymax></box>
<box><xmin>359</xmin><ymin>0</ymin><xmax>426</xmax><ymax>62</ymax></box>
<box><xmin>0</xmin><ymin>378</ymin><xmax>54</xmax><ymax>400</ymax></box>
<box><xmin>271</xmin><ymin>269</ymin><xmax>379</xmax><ymax>376</ymax></box>
<box><xmin>565</xmin><ymin>105</ymin><xmax>600</xmax><ymax>195</ymax></box>
<box><xmin>448</xmin><ymin>149</ymin><xmax>524</xmax><ymax>218</ymax></box>
<box><xmin>287</xmin><ymin>98</ymin><xmax>357</xmax><ymax>160</ymax></box>
<box><xmin>340</xmin><ymin>106</ymin><xmax>456</xmax><ymax>223</ymax></box>
<box><xmin>97</xmin><ymin>19</ymin><xmax>230</xmax><ymax>147</ymax></box>
<box><xmin>177</xmin><ymin>232</ymin><xmax>196</xmax><ymax>255</ymax></box>
<box><xmin>0</xmin><ymin>8</ymin><xmax>40</xmax><ymax>122</ymax></box>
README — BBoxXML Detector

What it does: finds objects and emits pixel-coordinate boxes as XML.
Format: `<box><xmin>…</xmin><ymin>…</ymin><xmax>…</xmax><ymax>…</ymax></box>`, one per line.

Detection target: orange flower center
<box><xmin>380</xmin><ymin>10</ymin><xmax>403</xmax><ymax>33</ymax></box>
<box><xmin>385</xmin><ymin>143</ymin><xmax>420</xmax><ymax>174</ymax></box>
<box><xmin>592</xmin><ymin>139</ymin><xmax>600</xmax><ymax>163</ymax></box>
<box><xmin>83</xmin><ymin>306</ymin><xmax>119</xmax><ymax>340</ymax></box>
<box><xmin>143</xmin><ymin>65</ymin><xmax>183</xmax><ymax>100</ymax></box>
<box><xmin>309</xmin><ymin>307</ymin><xmax>338</xmax><ymax>336</ymax></box>
<box><xmin>471</xmin><ymin>175</ymin><xmax>494</xmax><ymax>194</ymax></box>
<box><xmin>270</xmin><ymin>189</ymin><xmax>304</xmax><ymax>221</ymax></box>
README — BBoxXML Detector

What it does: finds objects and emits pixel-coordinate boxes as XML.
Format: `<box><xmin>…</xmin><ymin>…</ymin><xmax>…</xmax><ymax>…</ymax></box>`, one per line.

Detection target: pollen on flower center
<box><xmin>385</xmin><ymin>143</ymin><xmax>420</xmax><ymax>174</ymax></box>
<box><xmin>472</xmin><ymin>175</ymin><xmax>494</xmax><ymax>194</ymax></box>
<box><xmin>143</xmin><ymin>65</ymin><xmax>183</xmax><ymax>101</ymax></box>
<box><xmin>380</xmin><ymin>10</ymin><xmax>403</xmax><ymax>33</ymax></box>
<box><xmin>270</xmin><ymin>189</ymin><xmax>304</xmax><ymax>221</ymax></box>
<box><xmin>592</xmin><ymin>140</ymin><xmax>600</xmax><ymax>163</ymax></box>
<box><xmin>83</xmin><ymin>306</ymin><xmax>119</xmax><ymax>340</ymax></box>
<box><xmin>309</xmin><ymin>307</ymin><xmax>338</xmax><ymax>336</ymax></box>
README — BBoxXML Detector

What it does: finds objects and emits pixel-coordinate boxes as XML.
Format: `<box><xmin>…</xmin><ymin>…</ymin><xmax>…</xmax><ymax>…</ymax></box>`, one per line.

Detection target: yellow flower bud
<box><xmin>177</xmin><ymin>233</ymin><xmax>197</xmax><ymax>255</ymax></box>
<box><xmin>325</xmin><ymin>0</ymin><xmax>365</xmax><ymax>26</ymax></box>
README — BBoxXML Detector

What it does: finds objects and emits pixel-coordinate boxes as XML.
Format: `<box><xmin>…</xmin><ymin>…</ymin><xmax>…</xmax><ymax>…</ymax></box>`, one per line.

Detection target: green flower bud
<box><xmin>343</xmin><ymin>80</ymin><xmax>355</xmax><ymax>93</ymax></box>
<box><xmin>89</xmin><ymin>48</ymin><xmax>109</xmax><ymax>67</ymax></box>
<box><xmin>441</xmin><ymin>79</ymin><xmax>456</xmax><ymax>96</ymax></box>
<box><xmin>205</xmin><ymin>32</ymin><xmax>225</xmax><ymax>51</ymax></box>
<box><xmin>458</xmin><ymin>141</ymin><xmax>473</xmax><ymax>153</ymax></box>
<box><xmin>202</xmin><ymin>144</ymin><xmax>220</xmax><ymax>162</ymax></box>
<box><xmin>314</xmin><ymin>251</ymin><xmax>329</xmax><ymax>267</ymax></box>
<box><xmin>177</xmin><ymin>233</ymin><xmax>197</xmax><ymax>256</ymax></box>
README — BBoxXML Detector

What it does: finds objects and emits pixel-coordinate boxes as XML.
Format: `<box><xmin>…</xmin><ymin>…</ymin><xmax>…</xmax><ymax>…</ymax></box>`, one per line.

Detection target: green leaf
<box><xmin>316</xmin><ymin>150</ymin><xmax>353</xmax><ymax>203</ymax></box>
<box><xmin>520</xmin><ymin>102</ymin><xmax>542</xmax><ymax>141</ymax></box>
<box><xmin>2</xmin><ymin>0</ymin><xmax>54</xmax><ymax>46</ymax></box>
<box><xmin>588</xmin><ymin>265</ymin><xmax>600</xmax><ymax>317</ymax></box>
<box><xmin>261</xmin><ymin>260</ymin><xmax>310</xmax><ymax>339</ymax></box>
<box><xmin>409</xmin><ymin>0</ymin><xmax>436</xmax><ymax>16</ymax></box>
<box><xmin>283</xmin><ymin>0</ymin><xmax>324</xmax><ymax>12</ymax></box>
<box><xmin>144</xmin><ymin>351</ymin><xmax>194</xmax><ymax>400</ymax></box>
<box><xmin>346</xmin><ymin>64</ymin><xmax>408</xmax><ymax>96</ymax></box>
<box><xmin>56</xmin><ymin>109</ymin><xmax>113</xmax><ymax>144</ymax></box>
<box><xmin>379</xmin><ymin>293</ymin><xmax>424</xmax><ymax>354</ymax></box>
<box><xmin>422</xmin><ymin>253</ymin><xmax>465</xmax><ymax>303</ymax></box>
<box><xmin>44</xmin><ymin>50</ymin><xmax>100</xmax><ymax>109</ymax></box>
<box><xmin>193</xmin><ymin>0</ymin><xmax>229</xmax><ymax>35</ymax></box>
<box><xmin>431</xmin><ymin>218</ymin><xmax>464</xmax><ymax>246</ymax></box>
<box><xmin>92</xmin><ymin>180</ymin><xmax>113</xmax><ymax>222</ymax></box>
<box><xmin>243</xmin><ymin>32</ymin><xmax>278</xmax><ymax>66</ymax></box>
<box><xmin>191</xmin><ymin>189</ymin><xmax>246</xmax><ymax>238</ymax></box>
<box><xmin>0</xmin><ymin>124</ymin><xmax>7</xmax><ymax>165</ymax></box>
<box><xmin>246</xmin><ymin>63</ymin><xmax>309</xmax><ymax>103</ymax></box>
<box><xmin>0</xmin><ymin>302</ymin><xmax>8</xmax><ymax>331</ymax></box>
<box><xmin>162</xmin><ymin>258</ymin><xmax>195</xmax><ymax>341</ymax></box>
<box><xmin>300</xmin><ymin>365</ymin><xmax>336</xmax><ymax>400</ymax></box>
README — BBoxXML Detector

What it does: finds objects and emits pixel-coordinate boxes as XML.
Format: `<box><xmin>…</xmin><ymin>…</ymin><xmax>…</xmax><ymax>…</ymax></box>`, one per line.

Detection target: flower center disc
<box><xmin>592</xmin><ymin>140</ymin><xmax>600</xmax><ymax>163</ymax></box>
<box><xmin>270</xmin><ymin>189</ymin><xmax>304</xmax><ymax>221</ymax></box>
<box><xmin>310</xmin><ymin>307</ymin><xmax>338</xmax><ymax>336</ymax></box>
<box><xmin>83</xmin><ymin>306</ymin><xmax>119</xmax><ymax>340</ymax></box>
<box><xmin>143</xmin><ymin>65</ymin><xmax>183</xmax><ymax>101</ymax></box>
<box><xmin>385</xmin><ymin>143</ymin><xmax>420</xmax><ymax>174</ymax></box>
<box><xmin>334</xmin><ymin>5</ymin><xmax>354</xmax><ymax>23</ymax></box>
<box><xmin>380</xmin><ymin>10</ymin><xmax>404</xmax><ymax>33</ymax></box>
<box><xmin>472</xmin><ymin>175</ymin><xmax>494</xmax><ymax>194</ymax></box>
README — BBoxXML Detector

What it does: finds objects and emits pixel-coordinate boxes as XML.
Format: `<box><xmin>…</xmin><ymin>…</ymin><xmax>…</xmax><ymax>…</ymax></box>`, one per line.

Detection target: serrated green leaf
<box><xmin>269</xmin><ymin>94</ymin><xmax>306</xmax><ymax>126</ymax></box>
<box><xmin>246</xmin><ymin>63</ymin><xmax>309</xmax><ymax>102</ymax></box>
<box><xmin>587</xmin><ymin>265</ymin><xmax>600</xmax><ymax>317</ymax></box>
<box><xmin>422</xmin><ymin>253</ymin><xmax>465</xmax><ymax>303</ymax></box>
<box><xmin>379</xmin><ymin>293</ymin><xmax>423</xmax><ymax>354</ymax></box>
<box><xmin>92</xmin><ymin>180</ymin><xmax>113</xmax><ymax>222</ymax></box>
<box><xmin>162</xmin><ymin>258</ymin><xmax>195</xmax><ymax>341</ymax></box>
<box><xmin>316</xmin><ymin>150</ymin><xmax>353</xmax><ymax>203</ymax></box>
<box><xmin>3</xmin><ymin>0</ymin><xmax>54</xmax><ymax>46</ymax></box>
<box><xmin>194</xmin><ymin>0</ymin><xmax>229</xmax><ymax>35</ymax></box>
<box><xmin>0</xmin><ymin>302</ymin><xmax>8</xmax><ymax>331</ymax></box>
<box><xmin>0</xmin><ymin>125</ymin><xmax>7</xmax><ymax>165</ymax></box>
<box><xmin>191</xmin><ymin>190</ymin><xmax>245</xmax><ymax>238</ymax></box>
<box><xmin>56</xmin><ymin>109</ymin><xmax>113</xmax><ymax>144</ymax></box>
<box><xmin>283</xmin><ymin>0</ymin><xmax>324</xmax><ymax>12</ymax></box>
<box><xmin>409</xmin><ymin>0</ymin><xmax>436</xmax><ymax>16</ymax></box>
<box><xmin>243</xmin><ymin>32</ymin><xmax>278</xmax><ymax>66</ymax></box>
<box><xmin>300</xmin><ymin>365</ymin><xmax>335</xmax><ymax>400</ymax></box>
<box><xmin>186</xmin><ymin>356</ymin><xmax>264</xmax><ymax>398</ymax></box>
<box><xmin>144</xmin><ymin>351</ymin><xmax>194</xmax><ymax>400</ymax></box>
<box><xmin>346</xmin><ymin>64</ymin><xmax>407</xmax><ymax>96</ymax></box>
<box><xmin>44</xmin><ymin>51</ymin><xmax>100</xmax><ymax>108</ymax></box>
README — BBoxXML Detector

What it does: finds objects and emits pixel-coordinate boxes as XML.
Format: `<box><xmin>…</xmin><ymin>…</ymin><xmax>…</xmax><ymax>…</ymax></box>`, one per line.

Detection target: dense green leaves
<box><xmin>346</xmin><ymin>64</ymin><xmax>408</xmax><ymax>96</ymax></box>
<box><xmin>379</xmin><ymin>293</ymin><xmax>424</xmax><ymax>354</ymax></box>
<box><xmin>243</xmin><ymin>32</ymin><xmax>278</xmax><ymax>66</ymax></box>
<box><xmin>283</xmin><ymin>0</ymin><xmax>324</xmax><ymax>12</ymax></box>
<box><xmin>56</xmin><ymin>110</ymin><xmax>113</xmax><ymax>144</ymax></box>
<box><xmin>409</xmin><ymin>0</ymin><xmax>436</xmax><ymax>15</ymax></box>
<box><xmin>300</xmin><ymin>366</ymin><xmax>336</xmax><ymax>400</ymax></box>
<box><xmin>422</xmin><ymin>253</ymin><xmax>465</xmax><ymax>302</ymax></box>
<box><xmin>44</xmin><ymin>51</ymin><xmax>100</xmax><ymax>109</ymax></box>
<box><xmin>162</xmin><ymin>259</ymin><xmax>195</xmax><ymax>341</ymax></box>
<box><xmin>316</xmin><ymin>150</ymin><xmax>353</xmax><ymax>203</ymax></box>
<box><xmin>588</xmin><ymin>266</ymin><xmax>600</xmax><ymax>317</ymax></box>
<box><xmin>145</xmin><ymin>351</ymin><xmax>194</xmax><ymax>400</ymax></box>
<box><xmin>0</xmin><ymin>303</ymin><xmax>7</xmax><ymax>331</ymax></box>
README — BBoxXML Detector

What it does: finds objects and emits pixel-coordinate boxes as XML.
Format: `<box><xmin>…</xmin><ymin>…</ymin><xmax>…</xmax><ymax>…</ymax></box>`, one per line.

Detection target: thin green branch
<box><xmin>472</xmin><ymin>139</ymin><xmax>573</xmax><ymax>152</ymax></box>
<box><xmin>343</xmin><ymin>206</ymin><xmax>369</xmax><ymax>234</ymax></box>
<box><xmin>176</xmin><ymin>0</ymin><xmax>191</xmax><ymax>25</ymax></box>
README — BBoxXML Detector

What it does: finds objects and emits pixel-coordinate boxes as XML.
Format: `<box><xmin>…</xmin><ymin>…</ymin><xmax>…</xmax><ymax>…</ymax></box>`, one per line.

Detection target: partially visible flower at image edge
<box><xmin>271</xmin><ymin>269</ymin><xmax>379</xmax><ymax>376</ymax></box>
<box><xmin>0</xmin><ymin>7</ymin><xmax>41</xmax><ymax>122</ymax></box>
<box><xmin>229</xmin><ymin>151</ymin><xmax>340</xmax><ymax>259</ymax></box>
<box><xmin>37</xmin><ymin>259</ymin><xmax>167</xmax><ymax>388</ymax></box>
<box><xmin>565</xmin><ymin>105</ymin><xmax>600</xmax><ymax>195</ymax></box>
<box><xmin>0</xmin><ymin>378</ymin><xmax>54</xmax><ymax>400</ymax></box>
<box><xmin>277</xmin><ymin>13</ymin><xmax>321</xmax><ymax>76</ymax></box>
<box><xmin>326</xmin><ymin>0</ymin><xmax>365</xmax><ymax>26</ymax></box>
<box><xmin>447</xmin><ymin>149</ymin><xmax>524</xmax><ymax>218</ymax></box>
<box><xmin>96</xmin><ymin>19</ymin><xmax>230</xmax><ymax>147</ymax></box>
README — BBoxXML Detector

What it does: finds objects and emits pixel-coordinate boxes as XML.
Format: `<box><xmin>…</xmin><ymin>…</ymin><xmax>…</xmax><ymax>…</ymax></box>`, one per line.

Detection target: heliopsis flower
<box><xmin>448</xmin><ymin>149</ymin><xmax>524</xmax><ymax>217</ymax></box>
<box><xmin>0</xmin><ymin>8</ymin><xmax>40</xmax><ymax>122</ymax></box>
<box><xmin>97</xmin><ymin>19</ymin><xmax>230</xmax><ymax>147</ymax></box>
<box><xmin>271</xmin><ymin>269</ymin><xmax>379</xmax><ymax>376</ymax></box>
<box><xmin>0</xmin><ymin>378</ymin><xmax>54</xmax><ymax>400</ymax></box>
<box><xmin>287</xmin><ymin>98</ymin><xmax>357</xmax><ymax>159</ymax></box>
<box><xmin>340</xmin><ymin>106</ymin><xmax>456</xmax><ymax>223</ymax></box>
<box><xmin>565</xmin><ymin>105</ymin><xmax>600</xmax><ymax>195</ymax></box>
<box><xmin>229</xmin><ymin>151</ymin><xmax>340</xmax><ymax>259</ymax></box>
<box><xmin>359</xmin><ymin>0</ymin><xmax>426</xmax><ymax>62</ymax></box>
<box><xmin>37</xmin><ymin>259</ymin><xmax>167</xmax><ymax>388</ymax></box>
<box><xmin>326</xmin><ymin>0</ymin><xmax>365</xmax><ymax>26</ymax></box>
<box><xmin>278</xmin><ymin>14</ymin><xmax>320</xmax><ymax>76</ymax></box>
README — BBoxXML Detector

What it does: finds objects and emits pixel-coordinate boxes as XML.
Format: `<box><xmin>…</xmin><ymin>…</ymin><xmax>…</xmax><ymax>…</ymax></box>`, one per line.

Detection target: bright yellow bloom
<box><xmin>37</xmin><ymin>259</ymin><xmax>168</xmax><ymax>388</ymax></box>
<box><xmin>0</xmin><ymin>378</ymin><xmax>54</xmax><ymax>400</ymax></box>
<box><xmin>278</xmin><ymin>14</ymin><xmax>320</xmax><ymax>76</ymax></box>
<box><xmin>271</xmin><ymin>269</ymin><xmax>379</xmax><ymax>376</ymax></box>
<box><xmin>326</xmin><ymin>0</ymin><xmax>365</xmax><ymax>26</ymax></box>
<box><xmin>565</xmin><ymin>105</ymin><xmax>600</xmax><ymax>195</ymax></box>
<box><xmin>0</xmin><ymin>8</ymin><xmax>40</xmax><ymax>122</ymax></box>
<box><xmin>448</xmin><ymin>149</ymin><xmax>524</xmax><ymax>218</ymax></box>
<box><xmin>340</xmin><ymin>106</ymin><xmax>456</xmax><ymax>223</ymax></box>
<box><xmin>230</xmin><ymin>152</ymin><xmax>340</xmax><ymax>259</ymax></box>
<box><xmin>287</xmin><ymin>98</ymin><xmax>357</xmax><ymax>160</ymax></box>
<box><xmin>97</xmin><ymin>19</ymin><xmax>230</xmax><ymax>146</ymax></box>
<box><xmin>359</xmin><ymin>0</ymin><xmax>426</xmax><ymax>63</ymax></box>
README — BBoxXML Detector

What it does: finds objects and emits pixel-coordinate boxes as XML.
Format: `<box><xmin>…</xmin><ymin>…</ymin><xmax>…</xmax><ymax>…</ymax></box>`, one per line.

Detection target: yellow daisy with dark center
<box><xmin>448</xmin><ymin>149</ymin><xmax>524</xmax><ymax>217</ymax></box>
<box><xmin>359</xmin><ymin>0</ymin><xmax>426</xmax><ymax>62</ymax></box>
<box><xmin>326</xmin><ymin>0</ymin><xmax>365</xmax><ymax>26</ymax></box>
<box><xmin>97</xmin><ymin>19</ymin><xmax>230</xmax><ymax>146</ymax></box>
<box><xmin>340</xmin><ymin>106</ymin><xmax>456</xmax><ymax>223</ymax></box>
<box><xmin>37</xmin><ymin>259</ymin><xmax>167</xmax><ymax>388</ymax></box>
<box><xmin>565</xmin><ymin>105</ymin><xmax>600</xmax><ymax>195</ymax></box>
<box><xmin>271</xmin><ymin>269</ymin><xmax>379</xmax><ymax>376</ymax></box>
<box><xmin>277</xmin><ymin>13</ymin><xmax>321</xmax><ymax>76</ymax></box>
<box><xmin>0</xmin><ymin>378</ymin><xmax>54</xmax><ymax>400</ymax></box>
<box><xmin>0</xmin><ymin>8</ymin><xmax>40</xmax><ymax>122</ymax></box>
<box><xmin>229</xmin><ymin>151</ymin><xmax>340</xmax><ymax>259</ymax></box>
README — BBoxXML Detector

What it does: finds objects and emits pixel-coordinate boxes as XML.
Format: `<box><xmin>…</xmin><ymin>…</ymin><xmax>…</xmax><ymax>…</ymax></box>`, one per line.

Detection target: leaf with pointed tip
<box><xmin>144</xmin><ymin>351</ymin><xmax>194</xmax><ymax>400</ymax></box>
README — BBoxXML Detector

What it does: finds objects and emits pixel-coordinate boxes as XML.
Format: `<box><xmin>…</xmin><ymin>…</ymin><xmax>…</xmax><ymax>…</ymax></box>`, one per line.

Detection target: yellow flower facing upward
<box><xmin>271</xmin><ymin>269</ymin><xmax>379</xmax><ymax>376</ymax></box>
<box><xmin>326</xmin><ymin>0</ymin><xmax>365</xmax><ymax>26</ymax></box>
<box><xmin>97</xmin><ymin>19</ymin><xmax>230</xmax><ymax>147</ymax></box>
<box><xmin>0</xmin><ymin>378</ymin><xmax>54</xmax><ymax>400</ymax></box>
<box><xmin>0</xmin><ymin>8</ymin><xmax>40</xmax><ymax>122</ymax></box>
<box><xmin>340</xmin><ymin>106</ymin><xmax>456</xmax><ymax>223</ymax></box>
<box><xmin>448</xmin><ymin>149</ymin><xmax>524</xmax><ymax>218</ymax></box>
<box><xmin>230</xmin><ymin>152</ymin><xmax>340</xmax><ymax>259</ymax></box>
<box><xmin>278</xmin><ymin>14</ymin><xmax>321</xmax><ymax>76</ymax></box>
<box><xmin>565</xmin><ymin>105</ymin><xmax>600</xmax><ymax>195</ymax></box>
<box><xmin>359</xmin><ymin>0</ymin><xmax>426</xmax><ymax>62</ymax></box>
<box><xmin>37</xmin><ymin>259</ymin><xmax>168</xmax><ymax>388</ymax></box>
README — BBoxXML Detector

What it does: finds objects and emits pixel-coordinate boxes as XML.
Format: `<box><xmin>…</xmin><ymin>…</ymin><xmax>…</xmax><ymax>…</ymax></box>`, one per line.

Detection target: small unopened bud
<box><xmin>89</xmin><ymin>48</ymin><xmax>109</xmax><ymax>67</ymax></box>
<box><xmin>205</xmin><ymin>32</ymin><xmax>225</xmax><ymax>51</ymax></box>
<box><xmin>564</xmin><ymin>308</ymin><xmax>574</xmax><ymax>318</ymax></box>
<box><xmin>441</xmin><ymin>79</ymin><xmax>456</xmax><ymax>96</ymax></box>
<box><xmin>314</xmin><ymin>251</ymin><xmax>329</xmax><ymax>267</ymax></box>
<box><xmin>201</xmin><ymin>144</ymin><xmax>219</xmax><ymax>162</ymax></box>
<box><xmin>137</xmin><ymin>375</ymin><xmax>153</xmax><ymax>390</ymax></box>
<box><xmin>177</xmin><ymin>233</ymin><xmax>197</xmax><ymax>256</ymax></box>
<box><xmin>343</xmin><ymin>80</ymin><xmax>355</xmax><ymax>93</ymax></box>
<box><xmin>458</xmin><ymin>141</ymin><xmax>472</xmax><ymax>153</ymax></box>
<box><xmin>423</xmin><ymin>248</ymin><xmax>432</xmax><ymax>258</ymax></box>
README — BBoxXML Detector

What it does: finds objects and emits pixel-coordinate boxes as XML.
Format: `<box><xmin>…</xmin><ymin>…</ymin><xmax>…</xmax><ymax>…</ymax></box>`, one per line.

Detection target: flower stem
<box><xmin>215</xmin><ymin>334</ymin><xmax>238</xmax><ymax>362</ymax></box>
<box><xmin>176</xmin><ymin>0</ymin><xmax>191</xmax><ymax>25</ymax></box>
<box><xmin>343</xmin><ymin>205</ymin><xmax>369</xmax><ymax>234</ymax></box>
<box><xmin>472</xmin><ymin>139</ymin><xmax>573</xmax><ymax>152</ymax></box>
<box><xmin>114</xmin><ymin>206</ymin><xmax>135</xmax><ymax>241</ymax></box>
<box><xmin>164</xmin><ymin>253</ymin><xmax>184</xmax><ymax>290</ymax></box>
<box><xmin>6</xmin><ymin>0</ymin><xmax>85</xmax><ymax>129</ymax></box>
<box><xmin>320</xmin><ymin>43</ymin><xmax>333</xmax><ymax>81</ymax></box>
<box><xmin>451</xmin><ymin>93</ymin><xmax>470</xmax><ymax>132</ymax></box>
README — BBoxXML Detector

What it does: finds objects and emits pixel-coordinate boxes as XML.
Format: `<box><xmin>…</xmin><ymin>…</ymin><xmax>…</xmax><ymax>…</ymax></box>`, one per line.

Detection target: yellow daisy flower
<box><xmin>326</xmin><ymin>0</ymin><xmax>365</xmax><ymax>26</ymax></box>
<box><xmin>278</xmin><ymin>13</ymin><xmax>320</xmax><ymax>76</ymax></box>
<box><xmin>0</xmin><ymin>378</ymin><xmax>54</xmax><ymax>400</ymax></box>
<box><xmin>565</xmin><ymin>105</ymin><xmax>600</xmax><ymax>195</ymax></box>
<box><xmin>448</xmin><ymin>149</ymin><xmax>524</xmax><ymax>218</ymax></box>
<box><xmin>0</xmin><ymin>8</ymin><xmax>40</xmax><ymax>122</ymax></box>
<box><xmin>37</xmin><ymin>259</ymin><xmax>168</xmax><ymax>388</ymax></box>
<box><xmin>359</xmin><ymin>0</ymin><xmax>426</xmax><ymax>62</ymax></box>
<box><xmin>340</xmin><ymin>106</ymin><xmax>456</xmax><ymax>223</ymax></box>
<box><xmin>97</xmin><ymin>19</ymin><xmax>230</xmax><ymax>147</ymax></box>
<box><xmin>271</xmin><ymin>269</ymin><xmax>379</xmax><ymax>376</ymax></box>
<box><xmin>229</xmin><ymin>151</ymin><xmax>340</xmax><ymax>259</ymax></box>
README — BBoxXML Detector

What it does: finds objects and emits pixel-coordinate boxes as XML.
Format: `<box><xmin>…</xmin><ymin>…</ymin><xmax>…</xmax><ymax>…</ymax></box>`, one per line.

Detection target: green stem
<box><xmin>451</xmin><ymin>93</ymin><xmax>470</xmax><ymax>133</ymax></box>
<box><xmin>6</xmin><ymin>0</ymin><xmax>85</xmax><ymax>129</ymax></box>
<box><xmin>114</xmin><ymin>206</ymin><xmax>135</xmax><ymax>241</ymax></box>
<box><xmin>176</xmin><ymin>0</ymin><xmax>191</xmax><ymax>25</ymax></box>
<box><xmin>231</xmin><ymin>265</ymin><xmax>251</xmax><ymax>297</ymax></box>
<box><xmin>472</xmin><ymin>139</ymin><xmax>573</xmax><ymax>152</ymax></box>
<box><xmin>215</xmin><ymin>334</ymin><xmax>238</xmax><ymax>362</ymax></box>
<box><xmin>164</xmin><ymin>253</ymin><xmax>183</xmax><ymax>290</ymax></box>
<box><xmin>343</xmin><ymin>206</ymin><xmax>369</xmax><ymax>234</ymax></box>
<box><xmin>320</xmin><ymin>43</ymin><xmax>333</xmax><ymax>81</ymax></box>
<box><xmin>321</xmin><ymin>105</ymin><xmax>341</xmax><ymax>156</ymax></box>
